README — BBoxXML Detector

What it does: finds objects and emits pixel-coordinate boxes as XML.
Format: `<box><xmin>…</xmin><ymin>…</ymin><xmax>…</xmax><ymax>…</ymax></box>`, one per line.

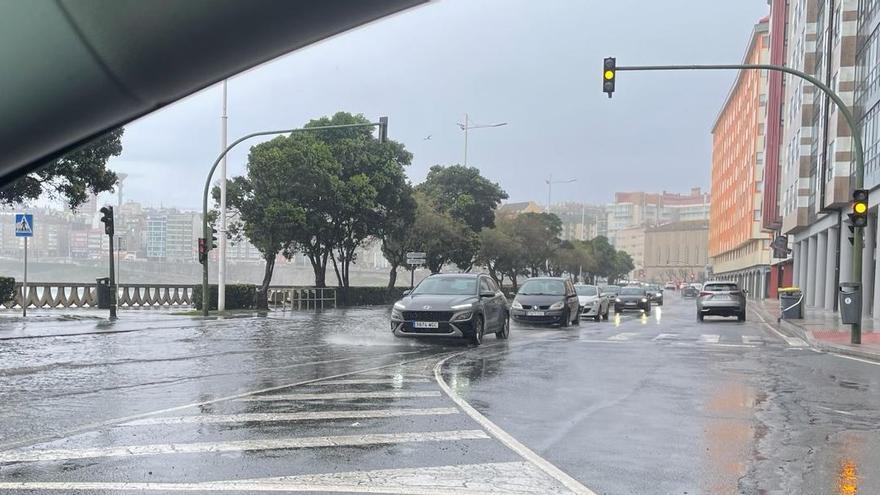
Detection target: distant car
<box><xmin>696</xmin><ymin>281</ymin><xmax>747</xmax><ymax>322</ymax></box>
<box><xmin>645</xmin><ymin>284</ymin><xmax>664</xmax><ymax>306</ymax></box>
<box><xmin>681</xmin><ymin>286</ymin><xmax>699</xmax><ymax>298</ymax></box>
<box><xmin>665</xmin><ymin>282</ymin><xmax>676</xmax><ymax>290</ymax></box>
<box><xmin>511</xmin><ymin>277</ymin><xmax>580</xmax><ymax>326</ymax></box>
<box><xmin>599</xmin><ymin>285</ymin><xmax>621</xmax><ymax>298</ymax></box>
<box><xmin>614</xmin><ymin>286</ymin><xmax>651</xmax><ymax>314</ymax></box>
<box><xmin>574</xmin><ymin>284</ymin><xmax>610</xmax><ymax>321</ymax></box>
<box><xmin>391</xmin><ymin>273</ymin><xmax>509</xmax><ymax>345</ymax></box>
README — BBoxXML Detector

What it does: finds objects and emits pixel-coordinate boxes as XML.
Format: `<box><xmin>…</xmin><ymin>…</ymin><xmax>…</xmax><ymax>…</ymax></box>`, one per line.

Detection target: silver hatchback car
<box><xmin>696</xmin><ymin>281</ymin><xmax>747</xmax><ymax>322</ymax></box>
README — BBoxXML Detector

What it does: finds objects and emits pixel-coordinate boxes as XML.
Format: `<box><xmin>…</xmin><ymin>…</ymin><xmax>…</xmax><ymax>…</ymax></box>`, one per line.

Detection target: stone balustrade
<box><xmin>1</xmin><ymin>283</ymin><xmax>336</xmax><ymax>310</ymax></box>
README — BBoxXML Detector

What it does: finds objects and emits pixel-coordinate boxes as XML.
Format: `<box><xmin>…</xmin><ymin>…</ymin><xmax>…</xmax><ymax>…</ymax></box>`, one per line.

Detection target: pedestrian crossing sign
<box><xmin>15</xmin><ymin>213</ymin><xmax>33</xmax><ymax>237</ymax></box>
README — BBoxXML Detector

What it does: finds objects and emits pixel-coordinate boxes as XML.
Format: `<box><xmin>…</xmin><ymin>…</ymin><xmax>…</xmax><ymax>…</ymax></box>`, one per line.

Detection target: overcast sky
<box><xmin>104</xmin><ymin>0</ymin><xmax>769</xmax><ymax>210</ymax></box>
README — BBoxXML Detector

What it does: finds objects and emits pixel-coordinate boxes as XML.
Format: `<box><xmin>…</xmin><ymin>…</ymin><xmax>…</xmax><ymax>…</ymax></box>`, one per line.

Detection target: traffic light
<box><xmin>210</xmin><ymin>227</ymin><xmax>218</xmax><ymax>251</ymax></box>
<box><xmin>851</xmin><ymin>189</ymin><xmax>869</xmax><ymax>227</ymax></box>
<box><xmin>99</xmin><ymin>206</ymin><xmax>114</xmax><ymax>236</ymax></box>
<box><xmin>378</xmin><ymin>116</ymin><xmax>388</xmax><ymax>144</ymax></box>
<box><xmin>603</xmin><ymin>57</ymin><xmax>616</xmax><ymax>98</ymax></box>
<box><xmin>198</xmin><ymin>238</ymin><xmax>207</xmax><ymax>265</ymax></box>
<box><xmin>770</xmin><ymin>235</ymin><xmax>791</xmax><ymax>258</ymax></box>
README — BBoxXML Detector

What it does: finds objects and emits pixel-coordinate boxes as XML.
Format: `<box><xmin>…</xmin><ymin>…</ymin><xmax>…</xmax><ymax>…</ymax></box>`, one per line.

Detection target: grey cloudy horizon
<box><xmin>102</xmin><ymin>0</ymin><xmax>769</xmax><ymax>211</ymax></box>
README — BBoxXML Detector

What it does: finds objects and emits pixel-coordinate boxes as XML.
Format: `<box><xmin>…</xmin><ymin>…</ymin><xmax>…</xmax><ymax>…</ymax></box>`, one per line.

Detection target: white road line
<box><xmin>434</xmin><ymin>355</ymin><xmax>598</xmax><ymax>495</ymax></box>
<box><xmin>698</xmin><ymin>334</ymin><xmax>720</xmax><ymax>344</ymax></box>
<box><xmin>313</xmin><ymin>378</ymin><xmax>430</xmax><ymax>385</ymax></box>
<box><xmin>236</xmin><ymin>391</ymin><xmax>442</xmax><ymax>401</ymax></box>
<box><xmin>0</xmin><ymin>430</ymin><xmax>489</xmax><ymax>463</ymax></box>
<box><xmin>122</xmin><ymin>408</ymin><xmax>459</xmax><ymax>426</ymax></box>
<box><xmin>741</xmin><ymin>335</ymin><xmax>764</xmax><ymax>345</ymax></box>
<box><xmin>750</xmin><ymin>309</ymin><xmax>808</xmax><ymax>347</ymax></box>
<box><xmin>652</xmin><ymin>333</ymin><xmax>678</xmax><ymax>340</ymax></box>
<box><xmin>830</xmin><ymin>353</ymin><xmax>880</xmax><ymax>366</ymax></box>
<box><xmin>607</xmin><ymin>332</ymin><xmax>640</xmax><ymax>341</ymax></box>
<box><xmin>710</xmin><ymin>343</ymin><xmax>757</xmax><ymax>348</ymax></box>
<box><xmin>0</xmin><ymin>461</ymin><xmax>579</xmax><ymax>494</ymax></box>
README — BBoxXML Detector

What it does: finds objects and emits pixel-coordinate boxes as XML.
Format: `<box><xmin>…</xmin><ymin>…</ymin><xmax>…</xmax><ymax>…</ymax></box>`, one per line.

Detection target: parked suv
<box><xmin>696</xmin><ymin>281</ymin><xmax>747</xmax><ymax>322</ymax></box>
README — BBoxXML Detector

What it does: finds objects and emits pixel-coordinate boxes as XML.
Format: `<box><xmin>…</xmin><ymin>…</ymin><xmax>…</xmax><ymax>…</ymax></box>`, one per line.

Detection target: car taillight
<box><xmin>699</xmin><ymin>291</ymin><xmax>712</xmax><ymax>298</ymax></box>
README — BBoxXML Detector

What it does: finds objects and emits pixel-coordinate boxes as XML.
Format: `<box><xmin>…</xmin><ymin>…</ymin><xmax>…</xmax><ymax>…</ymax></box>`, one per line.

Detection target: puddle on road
<box><xmin>702</xmin><ymin>379</ymin><xmax>757</xmax><ymax>495</ymax></box>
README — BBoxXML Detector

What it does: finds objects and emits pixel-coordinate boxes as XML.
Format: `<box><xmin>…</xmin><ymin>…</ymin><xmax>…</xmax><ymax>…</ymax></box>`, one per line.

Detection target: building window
<box><xmin>754</xmin><ymin>209</ymin><xmax>761</xmax><ymax>221</ymax></box>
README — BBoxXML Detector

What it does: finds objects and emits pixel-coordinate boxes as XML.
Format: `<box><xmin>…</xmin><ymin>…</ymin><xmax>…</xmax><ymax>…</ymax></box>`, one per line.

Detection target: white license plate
<box><xmin>413</xmin><ymin>321</ymin><xmax>439</xmax><ymax>329</ymax></box>
<box><xmin>526</xmin><ymin>311</ymin><xmax>545</xmax><ymax>316</ymax></box>
<box><xmin>713</xmin><ymin>295</ymin><xmax>730</xmax><ymax>300</ymax></box>
<box><xmin>625</xmin><ymin>302</ymin><xmax>637</xmax><ymax>306</ymax></box>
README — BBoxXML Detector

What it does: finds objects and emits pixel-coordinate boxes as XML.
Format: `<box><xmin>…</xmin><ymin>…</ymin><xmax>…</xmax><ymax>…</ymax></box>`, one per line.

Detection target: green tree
<box><xmin>379</xmin><ymin>184</ymin><xmax>417</xmax><ymax>288</ymax></box>
<box><xmin>512</xmin><ymin>212</ymin><xmax>562</xmax><ymax>276</ymax></box>
<box><xmin>306</xmin><ymin>112</ymin><xmax>413</xmax><ymax>288</ymax></box>
<box><xmin>609</xmin><ymin>250</ymin><xmax>635</xmax><ymax>284</ymax></box>
<box><xmin>416</xmin><ymin>164</ymin><xmax>508</xmax><ymax>232</ymax></box>
<box><xmin>475</xmin><ymin>217</ymin><xmax>524</xmax><ymax>288</ymax></box>
<box><xmin>0</xmin><ymin>128</ymin><xmax>123</xmax><ymax>210</ymax></box>
<box><xmin>408</xmin><ymin>192</ymin><xmax>479</xmax><ymax>274</ymax></box>
<box><xmin>549</xmin><ymin>240</ymin><xmax>595</xmax><ymax>282</ymax></box>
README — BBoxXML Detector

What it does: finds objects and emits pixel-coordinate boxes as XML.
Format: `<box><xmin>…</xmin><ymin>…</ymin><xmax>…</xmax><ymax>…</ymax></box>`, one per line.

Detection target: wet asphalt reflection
<box><xmin>0</xmin><ymin>296</ymin><xmax>878</xmax><ymax>494</ymax></box>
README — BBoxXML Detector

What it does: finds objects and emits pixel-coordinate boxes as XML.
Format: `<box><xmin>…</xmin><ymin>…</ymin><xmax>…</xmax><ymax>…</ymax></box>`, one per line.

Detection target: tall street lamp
<box><xmin>457</xmin><ymin>113</ymin><xmax>507</xmax><ymax>166</ymax></box>
<box><xmin>546</xmin><ymin>175</ymin><xmax>577</xmax><ymax>212</ymax></box>
<box><xmin>201</xmin><ymin>118</ymin><xmax>389</xmax><ymax>316</ymax></box>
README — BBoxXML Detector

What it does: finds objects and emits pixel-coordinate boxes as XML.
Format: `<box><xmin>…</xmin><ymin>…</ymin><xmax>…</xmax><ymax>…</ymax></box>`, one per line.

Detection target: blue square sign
<box><xmin>15</xmin><ymin>213</ymin><xmax>33</xmax><ymax>237</ymax></box>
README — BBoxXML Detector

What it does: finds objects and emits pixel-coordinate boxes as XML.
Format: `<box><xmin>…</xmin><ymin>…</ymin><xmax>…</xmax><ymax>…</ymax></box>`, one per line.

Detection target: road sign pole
<box><xmin>108</xmin><ymin>234</ymin><xmax>117</xmax><ymax>320</ymax></box>
<box><xmin>411</xmin><ymin>268</ymin><xmax>414</xmax><ymax>289</ymax></box>
<box><xmin>22</xmin><ymin>237</ymin><xmax>27</xmax><ymax>317</ymax></box>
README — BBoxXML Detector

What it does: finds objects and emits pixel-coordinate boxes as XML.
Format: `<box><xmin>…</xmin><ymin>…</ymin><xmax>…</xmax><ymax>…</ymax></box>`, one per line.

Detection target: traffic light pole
<box><xmin>108</xmin><ymin>233</ymin><xmax>117</xmax><ymax>320</ymax></box>
<box><xmin>201</xmin><ymin>120</ymin><xmax>388</xmax><ymax>316</ymax></box>
<box><xmin>614</xmin><ymin>63</ymin><xmax>865</xmax><ymax>343</ymax></box>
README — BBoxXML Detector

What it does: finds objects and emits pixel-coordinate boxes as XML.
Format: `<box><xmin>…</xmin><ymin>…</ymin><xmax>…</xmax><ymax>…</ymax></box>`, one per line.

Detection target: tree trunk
<box><xmin>257</xmin><ymin>254</ymin><xmax>276</xmax><ymax>310</ymax></box>
<box><xmin>330</xmin><ymin>252</ymin><xmax>343</xmax><ymax>288</ymax></box>
<box><xmin>388</xmin><ymin>263</ymin><xmax>399</xmax><ymax>288</ymax></box>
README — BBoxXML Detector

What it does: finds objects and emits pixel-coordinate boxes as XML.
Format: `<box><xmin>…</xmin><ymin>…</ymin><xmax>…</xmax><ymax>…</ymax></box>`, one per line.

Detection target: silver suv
<box><xmin>696</xmin><ymin>281</ymin><xmax>747</xmax><ymax>322</ymax></box>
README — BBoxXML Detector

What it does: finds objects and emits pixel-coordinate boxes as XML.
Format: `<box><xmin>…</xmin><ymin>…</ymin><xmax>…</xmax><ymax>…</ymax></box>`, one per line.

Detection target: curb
<box><xmin>753</xmin><ymin>303</ymin><xmax>880</xmax><ymax>363</ymax></box>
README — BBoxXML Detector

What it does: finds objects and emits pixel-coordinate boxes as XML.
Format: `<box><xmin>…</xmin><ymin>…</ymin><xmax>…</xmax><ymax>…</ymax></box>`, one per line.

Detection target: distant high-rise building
<box><xmin>606</xmin><ymin>188</ymin><xmax>710</xmax><ymax>246</ymax></box>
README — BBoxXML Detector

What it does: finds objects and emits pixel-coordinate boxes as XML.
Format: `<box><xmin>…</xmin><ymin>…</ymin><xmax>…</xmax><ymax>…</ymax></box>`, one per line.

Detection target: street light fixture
<box><xmin>545</xmin><ymin>175</ymin><xmax>577</xmax><ymax>212</ymax></box>
<box><xmin>457</xmin><ymin>113</ymin><xmax>507</xmax><ymax>166</ymax></box>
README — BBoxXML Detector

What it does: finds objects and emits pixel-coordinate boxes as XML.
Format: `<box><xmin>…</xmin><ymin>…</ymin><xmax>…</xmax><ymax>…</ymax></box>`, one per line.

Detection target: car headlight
<box><xmin>615</xmin><ymin>298</ymin><xmax>622</xmax><ymax>303</ymax></box>
<box><xmin>641</xmin><ymin>298</ymin><xmax>648</xmax><ymax>303</ymax></box>
<box><xmin>391</xmin><ymin>308</ymin><xmax>403</xmax><ymax>320</ymax></box>
<box><xmin>451</xmin><ymin>311</ymin><xmax>473</xmax><ymax>321</ymax></box>
<box><xmin>511</xmin><ymin>300</ymin><xmax>523</xmax><ymax>309</ymax></box>
<box><xmin>549</xmin><ymin>301</ymin><xmax>564</xmax><ymax>310</ymax></box>
<box><xmin>393</xmin><ymin>301</ymin><xmax>406</xmax><ymax>310</ymax></box>
<box><xmin>450</xmin><ymin>303</ymin><xmax>472</xmax><ymax>311</ymax></box>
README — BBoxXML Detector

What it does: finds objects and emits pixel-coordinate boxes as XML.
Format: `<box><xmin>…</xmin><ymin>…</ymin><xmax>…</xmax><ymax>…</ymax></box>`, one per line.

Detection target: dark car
<box><xmin>681</xmin><ymin>286</ymin><xmax>699</xmax><ymax>298</ymax></box>
<box><xmin>511</xmin><ymin>277</ymin><xmax>580</xmax><ymax>326</ymax></box>
<box><xmin>614</xmin><ymin>286</ymin><xmax>651</xmax><ymax>314</ymax></box>
<box><xmin>697</xmin><ymin>281</ymin><xmax>748</xmax><ymax>321</ymax></box>
<box><xmin>599</xmin><ymin>285</ymin><xmax>621</xmax><ymax>298</ymax></box>
<box><xmin>646</xmin><ymin>284</ymin><xmax>664</xmax><ymax>306</ymax></box>
<box><xmin>391</xmin><ymin>273</ymin><xmax>509</xmax><ymax>345</ymax></box>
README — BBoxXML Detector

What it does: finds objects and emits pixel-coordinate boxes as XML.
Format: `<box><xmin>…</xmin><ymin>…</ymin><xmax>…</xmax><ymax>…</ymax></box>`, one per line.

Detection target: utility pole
<box><xmin>546</xmin><ymin>175</ymin><xmax>577</xmax><ymax>212</ymax></box>
<box><xmin>607</xmin><ymin>61</ymin><xmax>865</xmax><ymax>344</ymax></box>
<box><xmin>458</xmin><ymin>114</ymin><xmax>506</xmax><ymax>167</ymax></box>
<box><xmin>218</xmin><ymin>80</ymin><xmax>228</xmax><ymax>311</ymax></box>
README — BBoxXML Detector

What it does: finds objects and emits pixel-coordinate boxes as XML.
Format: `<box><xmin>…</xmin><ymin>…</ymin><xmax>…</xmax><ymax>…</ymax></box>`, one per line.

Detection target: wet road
<box><xmin>0</xmin><ymin>295</ymin><xmax>878</xmax><ymax>494</ymax></box>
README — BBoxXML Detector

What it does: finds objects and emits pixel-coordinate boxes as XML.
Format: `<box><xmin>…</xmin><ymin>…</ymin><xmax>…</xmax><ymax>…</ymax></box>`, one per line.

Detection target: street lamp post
<box><xmin>457</xmin><ymin>114</ymin><xmax>507</xmax><ymax>166</ymax></box>
<box><xmin>609</xmin><ymin>61</ymin><xmax>865</xmax><ymax>344</ymax></box>
<box><xmin>201</xmin><ymin>119</ymin><xmax>388</xmax><ymax>316</ymax></box>
<box><xmin>545</xmin><ymin>175</ymin><xmax>577</xmax><ymax>212</ymax></box>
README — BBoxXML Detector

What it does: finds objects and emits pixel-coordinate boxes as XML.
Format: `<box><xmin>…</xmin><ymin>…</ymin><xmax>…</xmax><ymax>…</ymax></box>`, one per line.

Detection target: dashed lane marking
<box><xmin>607</xmin><ymin>332</ymin><xmax>640</xmax><ymax>341</ymax></box>
<box><xmin>435</xmin><ymin>355</ymin><xmax>598</xmax><ymax>495</ymax></box>
<box><xmin>0</xmin><ymin>430</ymin><xmax>489</xmax><ymax>463</ymax></box>
<box><xmin>698</xmin><ymin>334</ymin><xmax>720</xmax><ymax>344</ymax></box>
<box><xmin>741</xmin><ymin>335</ymin><xmax>764</xmax><ymax>345</ymax></box>
<box><xmin>652</xmin><ymin>333</ymin><xmax>678</xmax><ymax>340</ymax></box>
<box><xmin>236</xmin><ymin>391</ymin><xmax>442</xmax><ymax>401</ymax></box>
<box><xmin>121</xmin><ymin>408</ymin><xmax>459</xmax><ymax>426</ymax></box>
<box><xmin>0</xmin><ymin>461</ymin><xmax>581</xmax><ymax>494</ymax></box>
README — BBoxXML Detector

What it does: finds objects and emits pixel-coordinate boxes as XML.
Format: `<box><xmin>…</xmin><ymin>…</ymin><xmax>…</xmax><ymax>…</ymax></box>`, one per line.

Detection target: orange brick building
<box><xmin>708</xmin><ymin>17</ymin><xmax>772</xmax><ymax>297</ymax></box>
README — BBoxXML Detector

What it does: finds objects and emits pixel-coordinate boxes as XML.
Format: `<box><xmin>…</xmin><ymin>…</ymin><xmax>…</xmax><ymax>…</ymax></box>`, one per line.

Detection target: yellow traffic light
<box><xmin>604</xmin><ymin>70</ymin><xmax>615</xmax><ymax>80</ymax></box>
<box><xmin>855</xmin><ymin>201</ymin><xmax>868</xmax><ymax>214</ymax></box>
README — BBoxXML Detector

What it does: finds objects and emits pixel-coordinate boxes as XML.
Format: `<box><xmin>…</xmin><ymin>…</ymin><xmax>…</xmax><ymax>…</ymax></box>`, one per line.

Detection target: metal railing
<box><xmin>266</xmin><ymin>286</ymin><xmax>337</xmax><ymax>310</ymax></box>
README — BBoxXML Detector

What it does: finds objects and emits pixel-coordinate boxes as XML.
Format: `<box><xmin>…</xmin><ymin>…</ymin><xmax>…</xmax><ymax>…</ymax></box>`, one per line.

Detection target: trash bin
<box><xmin>779</xmin><ymin>288</ymin><xmax>803</xmax><ymax>319</ymax></box>
<box><xmin>839</xmin><ymin>282</ymin><xmax>862</xmax><ymax>325</ymax></box>
<box><xmin>96</xmin><ymin>277</ymin><xmax>111</xmax><ymax>309</ymax></box>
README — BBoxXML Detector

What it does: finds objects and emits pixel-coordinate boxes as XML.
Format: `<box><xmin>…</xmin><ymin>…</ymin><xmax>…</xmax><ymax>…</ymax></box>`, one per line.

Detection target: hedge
<box><xmin>0</xmin><ymin>277</ymin><xmax>14</xmax><ymax>304</ymax></box>
<box><xmin>192</xmin><ymin>284</ymin><xmax>257</xmax><ymax>310</ymax></box>
<box><xmin>336</xmin><ymin>287</ymin><xmax>407</xmax><ymax>307</ymax></box>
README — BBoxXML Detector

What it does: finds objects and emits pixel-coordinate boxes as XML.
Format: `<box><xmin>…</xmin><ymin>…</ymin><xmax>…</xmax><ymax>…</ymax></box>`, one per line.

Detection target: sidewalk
<box><xmin>753</xmin><ymin>299</ymin><xmax>880</xmax><ymax>361</ymax></box>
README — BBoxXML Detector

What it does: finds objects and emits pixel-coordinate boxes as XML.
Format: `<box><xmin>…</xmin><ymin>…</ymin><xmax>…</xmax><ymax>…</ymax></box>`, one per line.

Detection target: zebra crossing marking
<box><xmin>236</xmin><ymin>391</ymin><xmax>441</xmax><ymax>401</ymax></box>
<box><xmin>122</xmin><ymin>408</ymin><xmax>459</xmax><ymax>426</ymax></box>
